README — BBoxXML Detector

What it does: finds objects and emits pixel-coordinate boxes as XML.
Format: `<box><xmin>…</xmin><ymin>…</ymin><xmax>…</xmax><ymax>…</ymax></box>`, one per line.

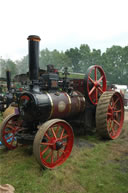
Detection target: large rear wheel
<box><xmin>33</xmin><ymin>119</ymin><xmax>74</xmax><ymax>169</ymax></box>
<box><xmin>96</xmin><ymin>91</ymin><xmax>124</xmax><ymax>139</ymax></box>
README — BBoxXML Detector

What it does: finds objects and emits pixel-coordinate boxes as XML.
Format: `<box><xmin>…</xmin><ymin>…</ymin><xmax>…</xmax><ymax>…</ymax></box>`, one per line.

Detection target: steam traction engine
<box><xmin>0</xmin><ymin>35</ymin><xmax>124</xmax><ymax>169</ymax></box>
<box><xmin>0</xmin><ymin>71</ymin><xmax>13</xmax><ymax>112</ymax></box>
<box><xmin>0</xmin><ymin>70</ymin><xmax>22</xmax><ymax>114</ymax></box>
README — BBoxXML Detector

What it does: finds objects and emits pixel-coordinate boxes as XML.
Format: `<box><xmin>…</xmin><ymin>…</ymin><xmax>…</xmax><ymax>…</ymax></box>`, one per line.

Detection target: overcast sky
<box><xmin>0</xmin><ymin>0</ymin><xmax>128</xmax><ymax>60</ymax></box>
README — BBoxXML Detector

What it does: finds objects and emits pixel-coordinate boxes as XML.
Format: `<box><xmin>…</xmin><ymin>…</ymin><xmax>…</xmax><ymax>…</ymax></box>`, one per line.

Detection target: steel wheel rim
<box><xmin>1</xmin><ymin>115</ymin><xmax>22</xmax><ymax>149</ymax></box>
<box><xmin>107</xmin><ymin>92</ymin><xmax>124</xmax><ymax>139</ymax></box>
<box><xmin>39</xmin><ymin>121</ymin><xmax>74</xmax><ymax>169</ymax></box>
<box><xmin>86</xmin><ymin>65</ymin><xmax>106</xmax><ymax>105</ymax></box>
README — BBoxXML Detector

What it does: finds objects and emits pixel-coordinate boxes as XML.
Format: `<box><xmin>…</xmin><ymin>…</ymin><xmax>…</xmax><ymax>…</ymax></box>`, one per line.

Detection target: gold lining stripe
<box><xmin>64</xmin><ymin>92</ymin><xmax>71</xmax><ymax>114</ymax></box>
<box><xmin>77</xmin><ymin>96</ymin><xmax>81</xmax><ymax>111</ymax></box>
<box><xmin>46</xmin><ymin>92</ymin><xmax>54</xmax><ymax>119</ymax></box>
<box><xmin>82</xmin><ymin>97</ymin><xmax>86</xmax><ymax>111</ymax></box>
<box><xmin>74</xmin><ymin>91</ymin><xmax>81</xmax><ymax>112</ymax></box>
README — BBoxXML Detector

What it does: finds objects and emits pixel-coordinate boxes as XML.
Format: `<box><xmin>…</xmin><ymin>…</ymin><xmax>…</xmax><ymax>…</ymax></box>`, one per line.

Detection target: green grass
<box><xmin>59</xmin><ymin>72</ymin><xmax>85</xmax><ymax>79</ymax></box>
<box><xmin>0</xmin><ymin>122</ymin><xmax>128</xmax><ymax>193</ymax></box>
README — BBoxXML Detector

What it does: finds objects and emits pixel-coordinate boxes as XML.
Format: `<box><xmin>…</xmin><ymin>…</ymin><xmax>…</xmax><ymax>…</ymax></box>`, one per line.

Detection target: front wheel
<box><xmin>0</xmin><ymin>114</ymin><xmax>22</xmax><ymax>149</ymax></box>
<box><xmin>33</xmin><ymin>119</ymin><xmax>74</xmax><ymax>169</ymax></box>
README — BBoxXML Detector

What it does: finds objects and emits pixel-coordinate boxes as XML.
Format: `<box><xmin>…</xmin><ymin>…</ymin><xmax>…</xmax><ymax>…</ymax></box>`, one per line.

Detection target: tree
<box><xmin>15</xmin><ymin>55</ymin><xmax>28</xmax><ymax>74</ymax></box>
<box><xmin>101</xmin><ymin>46</ymin><xmax>124</xmax><ymax>85</ymax></box>
<box><xmin>79</xmin><ymin>44</ymin><xmax>91</xmax><ymax>73</ymax></box>
<box><xmin>0</xmin><ymin>58</ymin><xmax>17</xmax><ymax>78</ymax></box>
<box><xmin>90</xmin><ymin>49</ymin><xmax>102</xmax><ymax>66</ymax></box>
<box><xmin>39</xmin><ymin>49</ymin><xmax>72</xmax><ymax>71</ymax></box>
<box><xmin>65</xmin><ymin>48</ymin><xmax>81</xmax><ymax>72</ymax></box>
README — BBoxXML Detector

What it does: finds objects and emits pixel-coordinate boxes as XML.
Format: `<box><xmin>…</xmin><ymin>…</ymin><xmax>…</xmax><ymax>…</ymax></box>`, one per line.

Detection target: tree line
<box><xmin>0</xmin><ymin>44</ymin><xmax>128</xmax><ymax>85</ymax></box>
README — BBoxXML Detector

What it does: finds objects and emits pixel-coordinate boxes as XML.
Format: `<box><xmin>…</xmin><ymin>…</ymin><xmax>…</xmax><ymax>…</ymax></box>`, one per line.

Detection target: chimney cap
<box><xmin>27</xmin><ymin>35</ymin><xmax>41</xmax><ymax>41</ymax></box>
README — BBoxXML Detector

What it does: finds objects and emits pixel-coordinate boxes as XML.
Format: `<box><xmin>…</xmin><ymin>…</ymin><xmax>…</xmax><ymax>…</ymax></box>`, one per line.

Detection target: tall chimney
<box><xmin>27</xmin><ymin>35</ymin><xmax>41</xmax><ymax>81</ymax></box>
<box><xmin>6</xmin><ymin>70</ymin><xmax>11</xmax><ymax>91</ymax></box>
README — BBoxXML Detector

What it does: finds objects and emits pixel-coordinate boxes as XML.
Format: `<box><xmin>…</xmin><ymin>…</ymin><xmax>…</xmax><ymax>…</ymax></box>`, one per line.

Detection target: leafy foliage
<box><xmin>0</xmin><ymin>44</ymin><xmax>128</xmax><ymax>85</ymax></box>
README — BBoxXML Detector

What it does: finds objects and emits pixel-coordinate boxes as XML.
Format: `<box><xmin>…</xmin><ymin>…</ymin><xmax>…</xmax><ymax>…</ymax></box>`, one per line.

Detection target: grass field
<box><xmin>0</xmin><ymin>113</ymin><xmax>128</xmax><ymax>193</ymax></box>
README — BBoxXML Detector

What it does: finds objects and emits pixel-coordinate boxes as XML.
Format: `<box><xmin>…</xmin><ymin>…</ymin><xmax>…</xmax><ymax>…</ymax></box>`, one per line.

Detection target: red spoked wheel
<box><xmin>0</xmin><ymin>114</ymin><xmax>22</xmax><ymax>149</ymax></box>
<box><xmin>85</xmin><ymin>65</ymin><xmax>106</xmax><ymax>105</ymax></box>
<box><xmin>96</xmin><ymin>91</ymin><xmax>124</xmax><ymax>139</ymax></box>
<box><xmin>33</xmin><ymin>119</ymin><xmax>74</xmax><ymax>169</ymax></box>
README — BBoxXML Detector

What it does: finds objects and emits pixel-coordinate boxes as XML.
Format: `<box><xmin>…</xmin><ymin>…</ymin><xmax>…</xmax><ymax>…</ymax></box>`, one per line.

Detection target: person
<box><xmin>0</xmin><ymin>184</ymin><xmax>15</xmax><ymax>193</ymax></box>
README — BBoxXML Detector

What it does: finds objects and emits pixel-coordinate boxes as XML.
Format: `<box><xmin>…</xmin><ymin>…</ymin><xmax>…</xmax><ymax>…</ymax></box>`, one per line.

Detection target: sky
<box><xmin>0</xmin><ymin>0</ymin><xmax>128</xmax><ymax>61</ymax></box>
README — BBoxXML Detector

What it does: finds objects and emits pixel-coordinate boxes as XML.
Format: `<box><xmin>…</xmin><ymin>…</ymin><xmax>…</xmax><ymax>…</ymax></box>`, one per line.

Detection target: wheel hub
<box><xmin>56</xmin><ymin>141</ymin><xmax>63</xmax><ymax>150</ymax></box>
<box><xmin>50</xmin><ymin>138</ymin><xmax>63</xmax><ymax>151</ymax></box>
<box><xmin>108</xmin><ymin>107</ymin><xmax>114</xmax><ymax>120</ymax></box>
<box><xmin>94</xmin><ymin>81</ymin><xmax>98</xmax><ymax>87</ymax></box>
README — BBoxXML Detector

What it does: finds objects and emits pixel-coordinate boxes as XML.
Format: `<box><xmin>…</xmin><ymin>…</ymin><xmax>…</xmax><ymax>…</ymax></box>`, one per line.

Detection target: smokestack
<box><xmin>6</xmin><ymin>70</ymin><xmax>11</xmax><ymax>91</ymax></box>
<box><xmin>27</xmin><ymin>35</ymin><xmax>41</xmax><ymax>81</ymax></box>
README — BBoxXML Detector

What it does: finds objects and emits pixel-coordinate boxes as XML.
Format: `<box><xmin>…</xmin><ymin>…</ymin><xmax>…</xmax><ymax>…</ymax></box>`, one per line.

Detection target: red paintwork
<box><xmin>39</xmin><ymin>121</ymin><xmax>74</xmax><ymax>169</ymax></box>
<box><xmin>73</xmin><ymin>79</ymin><xmax>85</xmax><ymax>94</ymax></box>
<box><xmin>107</xmin><ymin>92</ymin><xmax>124</xmax><ymax>139</ymax></box>
<box><xmin>1</xmin><ymin>114</ymin><xmax>22</xmax><ymax>149</ymax></box>
<box><xmin>87</xmin><ymin>65</ymin><xmax>107</xmax><ymax>105</ymax></box>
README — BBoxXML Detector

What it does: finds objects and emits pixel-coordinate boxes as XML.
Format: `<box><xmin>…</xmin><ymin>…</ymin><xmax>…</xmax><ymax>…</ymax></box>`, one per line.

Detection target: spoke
<box><xmin>97</xmin><ymin>75</ymin><xmax>103</xmax><ymax>84</ymax></box>
<box><xmin>4</xmin><ymin>134</ymin><xmax>13</xmax><ymax>141</ymax></box>
<box><xmin>62</xmin><ymin>142</ymin><xmax>67</xmax><ymax>146</ymax></box>
<box><xmin>108</xmin><ymin>104</ymin><xmax>112</xmax><ymax>110</ymax></box>
<box><xmin>97</xmin><ymin>86</ymin><xmax>103</xmax><ymax>93</ymax></box>
<box><xmin>59</xmin><ymin>149</ymin><xmax>66</xmax><ymax>154</ymax></box>
<box><xmin>95</xmin><ymin>88</ymin><xmax>98</xmax><ymax>104</ymax></box>
<box><xmin>51</xmin><ymin>127</ymin><xmax>57</xmax><ymax>139</ymax></box>
<box><xmin>113</xmin><ymin>98</ymin><xmax>119</xmax><ymax>106</ymax></box>
<box><xmin>40</xmin><ymin>142</ymin><xmax>54</xmax><ymax>146</ymax></box>
<box><xmin>44</xmin><ymin>150</ymin><xmax>53</xmax><ymax>161</ymax></box>
<box><xmin>41</xmin><ymin>146</ymin><xmax>49</xmax><ymax>156</ymax></box>
<box><xmin>94</xmin><ymin>67</ymin><xmax>97</xmax><ymax>81</ymax></box>
<box><xmin>13</xmin><ymin>126</ymin><xmax>20</xmax><ymax>132</ymax></box>
<box><xmin>44</xmin><ymin>132</ymin><xmax>51</xmax><ymax>140</ymax></box>
<box><xmin>55</xmin><ymin>125</ymin><xmax>60</xmax><ymax>136</ymax></box>
<box><xmin>5</xmin><ymin>124</ymin><xmax>18</xmax><ymax>132</ymax></box>
<box><xmin>6</xmin><ymin>123</ymin><xmax>14</xmax><ymax>129</ymax></box>
<box><xmin>89</xmin><ymin>86</ymin><xmax>96</xmax><ymax>96</ymax></box>
<box><xmin>114</xmin><ymin>109</ymin><xmax>121</xmax><ymax>113</ymax></box>
<box><xmin>107</xmin><ymin>119</ymin><xmax>112</xmax><ymax>130</ymax></box>
<box><xmin>111</xmin><ymin>98</ymin><xmax>115</xmax><ymax>108</ymax></box>
<box><xmin>61</xmin><ymin>134</ymin><xmax>69</xmax><ymax>140</ymax></box>
<box><xmin>88</xmin><ymin>76</ymin><xmax>95</xmax><ymax>84</ymax></box>
<box><xmin>3</xmin><ymin>130</ymin><xmax>12</xmax><ymax>134</ymax></box>
<box><xmin>113</xmin><ymin>119</ymin><xmax>120</xmax><ymax>126</ymax></box>
<box><xmin>60</xmin><ymin>128</ymin><xmax>65</xmax><ymax>139</ymax></box>
<box><xmin>111</xmin><ymin>127</ymin><xmax>116</xmax><ymax>136</ymax></box>
<box><xmin>107</xmin><ymin>112</ymin><xmax>112</xmax><ymax>116</ymax></box>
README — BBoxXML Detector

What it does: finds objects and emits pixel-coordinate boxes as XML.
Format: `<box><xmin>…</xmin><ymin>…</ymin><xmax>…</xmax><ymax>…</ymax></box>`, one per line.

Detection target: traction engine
<box><xmin>0</xmin><ymin>70</ymin><xmax>18</xmax><ymax>112</ymax></box>
<box><xmin>0</xmin><ymin>70</ymin><xmax>22</xmax><ymax>116</ymax></box>
<box><xmin>0</xmin><ymin>35</ymin><xmax>124</xmax><ymax>169</ymax></box>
